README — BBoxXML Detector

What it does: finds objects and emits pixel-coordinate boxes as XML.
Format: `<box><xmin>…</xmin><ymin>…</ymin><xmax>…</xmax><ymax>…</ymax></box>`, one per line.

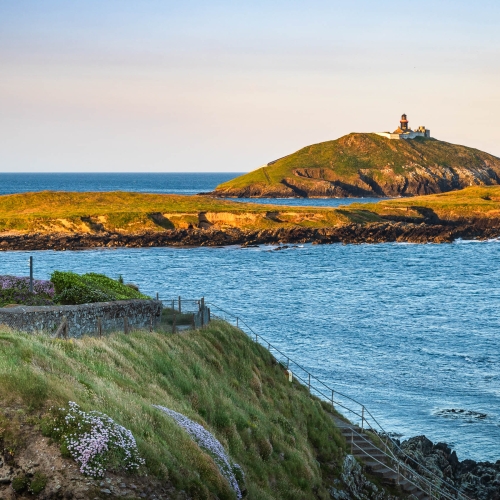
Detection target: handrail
<box><xmin>206</xmin><ymin>302</ymin><xmax>471</xmax><ymax>500</ymax></box>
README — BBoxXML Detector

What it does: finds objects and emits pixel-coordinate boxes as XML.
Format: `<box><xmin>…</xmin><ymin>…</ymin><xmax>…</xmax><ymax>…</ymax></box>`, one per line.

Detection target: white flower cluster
<box><xmin>154</xmin><ymin>405</ymin><xmax>242</xmax><ymax>498</ymax></box>
<box><xmin>62</xmin><ymin>402</ymin><xmax>144</xmax><ymax>478</ymax></box>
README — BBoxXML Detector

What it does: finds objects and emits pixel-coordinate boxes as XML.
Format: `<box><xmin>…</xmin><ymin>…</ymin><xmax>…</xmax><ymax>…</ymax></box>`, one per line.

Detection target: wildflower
<box><xmin>153</xmin><ymin>405</ymin><xmax>242</xmax><ymax>498</ymax></box>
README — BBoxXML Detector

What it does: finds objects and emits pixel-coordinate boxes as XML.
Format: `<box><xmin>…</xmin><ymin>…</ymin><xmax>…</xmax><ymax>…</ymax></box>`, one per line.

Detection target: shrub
<box><xmin>29</xmin><ymin>472</ymin><xmax>48</xmax><ymax>494</ymax></box>
<box><xmin>50</xmin><ymin>271</ymin><xmax>150</xmax><ymax>305</ymax></box>
<box><xmin>11</xmin><ymin>475</ymin><xmax>29</xmax><ymax>493</ymax></box>
<box><xmin>0</xmin><ymin>276</ymin><xmax>55</xmax><ymax>307</ymax></box>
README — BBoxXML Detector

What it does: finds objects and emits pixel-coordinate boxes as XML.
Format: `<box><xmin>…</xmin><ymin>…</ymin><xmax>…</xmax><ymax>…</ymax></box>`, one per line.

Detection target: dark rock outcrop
<box><xmin>395</xmin><ymin>435</ymin><xmax>500</xmax><ymax>500</ymax></box>
<box><xmin>1</xmin><ymin>219</ymin><xmax>500</xmax><ymax>251</ymax></box>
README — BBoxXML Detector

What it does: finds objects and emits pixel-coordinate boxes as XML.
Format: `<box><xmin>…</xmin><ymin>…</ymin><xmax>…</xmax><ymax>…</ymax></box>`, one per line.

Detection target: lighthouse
<box><xmin>375</xmin><ymin>114</ymin><xmax>431</xmax><ymax>140</ymax></box>
<box><xmin>400</xmin><ymin>114</ymin><xmax>409</xmax><ymax>131</ymax></box>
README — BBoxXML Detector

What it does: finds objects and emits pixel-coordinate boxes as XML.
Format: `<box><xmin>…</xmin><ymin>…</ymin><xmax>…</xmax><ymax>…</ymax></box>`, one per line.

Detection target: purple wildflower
<box><xmin>51</xmin><ymin>402</ymin><xmax>144</xmax><ymax>478</ymax></box>
<box><xmin>154</xmin><ymin>405</ymin><xmax>242</xmax><ymax>498</ymax></box>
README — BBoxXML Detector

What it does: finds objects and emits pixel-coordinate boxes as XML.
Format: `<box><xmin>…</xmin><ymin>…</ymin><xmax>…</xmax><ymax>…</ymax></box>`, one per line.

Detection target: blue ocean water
<box><xmin>0</xmin><ymin>174</ymin><xmax>499</xmax><ymax>462</ymax></box>
<box><xmin>0</xmin><ymin>173</ymin><xmax>382</xmax><ymax>207</ymax></box>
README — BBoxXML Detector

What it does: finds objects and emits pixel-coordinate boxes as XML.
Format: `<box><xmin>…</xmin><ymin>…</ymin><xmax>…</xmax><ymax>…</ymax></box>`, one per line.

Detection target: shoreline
<box><xmin>1</xmin><ymin>220</ymin><xmax>500</xmax><ymax>251</ymax></box>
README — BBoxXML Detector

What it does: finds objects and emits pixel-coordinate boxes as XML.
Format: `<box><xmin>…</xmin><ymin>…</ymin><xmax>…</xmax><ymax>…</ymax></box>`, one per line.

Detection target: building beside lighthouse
<box><xmin>376</xmin><ymin>114</ymin><xmax>431</xmax><ymax>140</ymax></box>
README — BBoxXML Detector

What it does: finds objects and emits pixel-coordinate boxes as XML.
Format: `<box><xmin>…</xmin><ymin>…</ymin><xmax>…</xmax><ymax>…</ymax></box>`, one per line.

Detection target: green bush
<box><xmin>50</xmin><ymin>271</ymin><xmax>150</xmax><ymax>305</ymax></box>
<box><xmin>11</xmin><ymin>475</ymin><xmax>29</xmax><ymax>493</ymax></box>
<box><xmin>30</xmin><ymin>472</ymin><xmax>48</xmax><ymax>494</ymax></box>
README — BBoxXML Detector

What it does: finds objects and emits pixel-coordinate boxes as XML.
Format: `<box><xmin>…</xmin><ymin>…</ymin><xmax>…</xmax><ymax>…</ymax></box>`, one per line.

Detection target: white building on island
<box><xmin>376</xmin><ymin>114</ymin><xmax>431</xmax><ymax>140</ymax></box>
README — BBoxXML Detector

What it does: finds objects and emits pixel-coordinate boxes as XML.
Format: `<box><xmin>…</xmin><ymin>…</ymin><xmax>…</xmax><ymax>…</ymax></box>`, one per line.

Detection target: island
<box><xmin>209</xmin><ymin>115</ymin><xmax>500</xmax><ymax>198</ymax></box>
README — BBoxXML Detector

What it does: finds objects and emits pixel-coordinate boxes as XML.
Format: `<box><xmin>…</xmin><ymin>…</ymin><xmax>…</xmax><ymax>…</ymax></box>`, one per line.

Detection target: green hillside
<box><xmin>212</xmin><ymin>133</ymin><xmax>500</xmax><ymax>198</ymax></box>
<box><xmin>0</xmin><ymin>320</ymin><xmax>354</xmax><ymax>499</ymax></box>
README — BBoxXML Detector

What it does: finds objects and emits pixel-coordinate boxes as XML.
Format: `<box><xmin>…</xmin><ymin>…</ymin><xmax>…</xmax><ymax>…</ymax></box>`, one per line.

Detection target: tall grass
<box><xmin>0</xmin><ymin>321</ymin><xmax>345</xmax><ymax>499</ymax></box>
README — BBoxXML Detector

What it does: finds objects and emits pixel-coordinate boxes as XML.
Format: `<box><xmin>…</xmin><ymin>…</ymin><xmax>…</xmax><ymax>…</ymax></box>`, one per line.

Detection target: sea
<box><xmin>1</xmin><ymin>173</ymin><xmax>499</xmax><ymax>462</ymax></box>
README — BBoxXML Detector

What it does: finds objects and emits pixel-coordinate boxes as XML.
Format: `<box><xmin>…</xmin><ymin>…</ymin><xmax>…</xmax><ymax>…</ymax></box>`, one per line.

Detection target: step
<box><xmin>352</xmin><ymin>449</ymin><xmax>388</xmax><ymax>462</ymax></box>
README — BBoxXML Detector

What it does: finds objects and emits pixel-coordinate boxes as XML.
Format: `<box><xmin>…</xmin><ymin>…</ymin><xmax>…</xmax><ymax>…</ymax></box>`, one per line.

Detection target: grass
<box><xmin>0</xmin><ymin>191</ymin><xmax>355</xmax><ymax>233</ymax></box>
<box><xmin>0</xmin><ymin>320</ymin><xmax>346</xmax><ymax>499</ymax></box>
<box><xmin>1</xmin><ymin>185</ymin><xmax>499</xmax><ymax>237</ymax></box>
<box><xmin>215</xmin><ymin>133</ymin><xmax>500</xmax><ymax>194</ymax></box>
<box><xmin>351</xmin><ymin>185</ymin><xmax>500</xmax><ymax>221</ymax></box>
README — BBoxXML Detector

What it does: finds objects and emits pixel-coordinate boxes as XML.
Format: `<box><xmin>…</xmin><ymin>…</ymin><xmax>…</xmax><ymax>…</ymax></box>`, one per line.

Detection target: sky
<box><xmin>0</xmin><ymin>0</ymin><xmax>499</xmax><ymax>172</ymax></box>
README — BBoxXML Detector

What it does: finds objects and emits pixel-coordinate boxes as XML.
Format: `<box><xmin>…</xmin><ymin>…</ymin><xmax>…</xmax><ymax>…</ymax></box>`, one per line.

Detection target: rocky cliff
<box><xmin>211</xmin><ymin>134</ymin><xmax>500</xmax><ymax>198</ymax></box>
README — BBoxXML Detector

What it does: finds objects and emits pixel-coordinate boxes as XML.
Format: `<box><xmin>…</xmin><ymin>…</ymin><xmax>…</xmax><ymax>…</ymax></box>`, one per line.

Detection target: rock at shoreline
<box><xmin>396</xmin><ymin>435</ymin><xmax>500</xmax><ymax>500</ymax></box>
<box><xmin>1</xmin><ymin>219</ymin><xmax>500</xmax><ymax>251</ymax></box>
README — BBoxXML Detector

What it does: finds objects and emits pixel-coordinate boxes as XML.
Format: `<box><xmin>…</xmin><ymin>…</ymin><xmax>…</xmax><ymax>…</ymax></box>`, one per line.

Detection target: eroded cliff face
<box><xmin>211</xmin><ymin>134</ymin><xmax>500</xmax><ymax>198</ymax></box>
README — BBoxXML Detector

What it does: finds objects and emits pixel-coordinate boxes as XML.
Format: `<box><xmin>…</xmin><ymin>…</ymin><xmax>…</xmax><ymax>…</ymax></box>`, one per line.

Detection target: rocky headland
<box><xmin>1</xmin><ymin>187</ymin><xmax>500</xmax><ymax>250</ymax></box>
<box><xmin>210</xmin><ymin>133</ymin><xmax>500</xmax><ymax>198</ymax></box>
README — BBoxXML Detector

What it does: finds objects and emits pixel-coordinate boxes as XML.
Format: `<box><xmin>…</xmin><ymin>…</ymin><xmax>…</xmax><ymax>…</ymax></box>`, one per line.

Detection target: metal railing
<box><xmin>206</xmin><ymin>302</ymin><xmax>471</xmax><ymax>500</ymax></box>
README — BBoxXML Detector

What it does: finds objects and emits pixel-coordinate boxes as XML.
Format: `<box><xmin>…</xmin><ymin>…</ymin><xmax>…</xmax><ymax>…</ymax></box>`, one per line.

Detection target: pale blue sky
<box><xmin>1</xmin><ymin>1</ymin><xmax>499</xmax><ymax>172</ymax></box>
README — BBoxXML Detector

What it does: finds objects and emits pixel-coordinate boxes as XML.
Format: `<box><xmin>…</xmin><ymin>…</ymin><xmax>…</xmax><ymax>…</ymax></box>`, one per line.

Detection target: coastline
<box><xmin>1</xmin><ymin>220</ymin><xmax>499</xmax><ymax>251</ymax></box>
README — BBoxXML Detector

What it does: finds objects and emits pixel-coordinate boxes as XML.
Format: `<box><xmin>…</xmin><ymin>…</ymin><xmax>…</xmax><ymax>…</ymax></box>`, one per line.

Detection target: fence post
<box><xmin>236</xmin><ymin>317</ymin><xmax>239</xmax><ymax>328</ymax></box>
<box><xmin>191</xmin><ymin>313</ymin><xmax>195</xmax><ymax>329</ymax></box>
<box><xmin>255</xmin><ymin>333</ymin><xmax>258</xmax><ymax>342</ymax></box>
<box><xmin>286</xmin><ymin>357</ymin><xmax>289</xmax><ymax>369</ymax></box>
<box><xmin>207</xmin><ymin>307</ymin><xmax>210</xmax><ymax>323</ymax></box>
<box><xmin>55</xmin><ymin>316</ymin><xmax>68</xmax><ymax>339</ymax></box>
<box><xmin>149</xmin><ymin>315</ymin><xmax>153</xmax><ymax>333</ymax></box>
<box><xmin>172</xmin><ymin>313</ymin><xmax>177</xmax><ymax>334</ymax></box>
<box><xmin>97</xmin><ymin>317</ymin><xmax>102</xmax><ymax>338</ymax></box>
<box><xmin>156</xmin><ymin>292</ymin><xmax>159</xmax><ymax>300</ymax></box>
<box><xmin>308</xmin><ymin>373</ymin><xmax>311</xmax><ymax>393</ymax></box>
<box><xmin>171</xmin><ymin>299</ymin><xmax>174</xmax><ymax>310</ymax></box>
<box><xmin>331</xmin><ymin>389</ymin><xmax>334</xmax><ymax>408</ymax></box>
<box><xmin>178</xmin><ymin>296</ymin><xmax>181</xmax><ymax>313</ymax></box>
<box><xmin>361</xmin><ymin>406</ymin><xmax>365</xmax><ymax>430</ymax></box>
<box><xmin>124</xmin><ymin>317</ymin><xmax>129</xmax><ymax>335</ymax></box>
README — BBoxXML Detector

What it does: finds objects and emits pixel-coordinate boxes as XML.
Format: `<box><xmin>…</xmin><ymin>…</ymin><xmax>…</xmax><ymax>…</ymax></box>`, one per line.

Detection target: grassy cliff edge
<box><xmin>0</xmin><ymin>320</ymin><xmax>353</xmax><ymax>499</ymax></box>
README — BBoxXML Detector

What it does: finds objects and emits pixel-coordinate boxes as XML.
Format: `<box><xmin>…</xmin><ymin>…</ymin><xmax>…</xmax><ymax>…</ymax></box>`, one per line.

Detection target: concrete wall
<box><xmin>0</xmin><ymin>299</ymin><xmax>162</xmax><ymax>338</ymax></box>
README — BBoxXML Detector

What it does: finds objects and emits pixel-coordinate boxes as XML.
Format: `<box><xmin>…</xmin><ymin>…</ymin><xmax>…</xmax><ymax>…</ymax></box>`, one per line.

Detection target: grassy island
<box><xmin>211</xmin><ymin>133</ymin><xmax>500</xmax><ymax>198</ymax></box>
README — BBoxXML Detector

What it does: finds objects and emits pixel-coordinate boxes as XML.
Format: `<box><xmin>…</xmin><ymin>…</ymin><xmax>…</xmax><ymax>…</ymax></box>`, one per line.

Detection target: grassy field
<box><xmin>0</xmin><ymin>186</ymin><xmax>499</xmax><ymax>236</ymax></box>
<box><xmin>0</xmin><ymin>320</ymin><xmax>347</xmax><ymax>499</ymax></box>
<box><xmin>358</xmin><ymin>185</ymin><xmax>500</xmax><ymax>221</ymax></box>
<box><xmin>0</xmin><ymin>191</ymin><xmax>369</xmax><ymax>233</ymax></box>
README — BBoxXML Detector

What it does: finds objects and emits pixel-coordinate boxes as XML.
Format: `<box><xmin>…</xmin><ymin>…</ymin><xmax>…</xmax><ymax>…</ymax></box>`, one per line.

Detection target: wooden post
<box><xmin>172</xmin><ymin>313</ymin><xmax>177</xmax><ymax>334</ymax></box>
<box><xmin>97</xmin><ymin>317</ymin><xmax>102</xmax><ymax>338</ymax></box>
<box><xmin>178</xmin><ymin>296</ymin><xmax>181</xmax><ymax>313</ymax></box>
<box><xmin>191</xmin><ymin>313</ymin><xmax>195</xmax><ymax>330</ymax></box>
<box><xmin>171</xmin><ymin>299</ymin><xmax>174</xmax><ymax>310</ymax></box>
<box><xmin>361</xmin><ymin>406</ymin><xmax>365</xmax><ymax>430</ymax></box>
<box><xmin>236</xmin><ymin>317</ymin><xmax>239</xmax><ymax>328</ymax></box>
<box><xmin>156</xmin><ymin>292</ymin><xmax>159</xmax><ymax>300</ymax></box>
<box><xmin>200</xmin><ymin>297</ymin><xmax>204</xmax><ymax>311</ymax></box>
<box><xmin>207</xmin><ymin>307</ymin><xmax>210</xmax><ymax>323</ymax></box>
<box><xmin>55</xmin><ymin>316</ymin><xmax>68</xmax><ymax>339</ymax></box>
<box><xmin>124</xmin><ymin>316</ymin><xmax>129</xmax><ymax>335</ymax></box>
<box><xmin>308</xmin><ymin>373</ymin><xmax>311</xmax><ymax>393</ymax></box>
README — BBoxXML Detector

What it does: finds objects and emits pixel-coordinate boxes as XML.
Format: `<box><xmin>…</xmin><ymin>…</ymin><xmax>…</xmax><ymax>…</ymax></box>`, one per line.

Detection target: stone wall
<box><xmin>0</xmin><ymin>299</ymin><xmax>162</xmax><ymax>338</ymax></box>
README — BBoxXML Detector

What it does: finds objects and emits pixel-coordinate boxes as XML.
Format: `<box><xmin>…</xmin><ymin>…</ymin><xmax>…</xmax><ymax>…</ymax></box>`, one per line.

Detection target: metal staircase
<box><xmin>206</xmin><ymin>302</ymin><xmax>471</xmax><ymax>500</ymax></box>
